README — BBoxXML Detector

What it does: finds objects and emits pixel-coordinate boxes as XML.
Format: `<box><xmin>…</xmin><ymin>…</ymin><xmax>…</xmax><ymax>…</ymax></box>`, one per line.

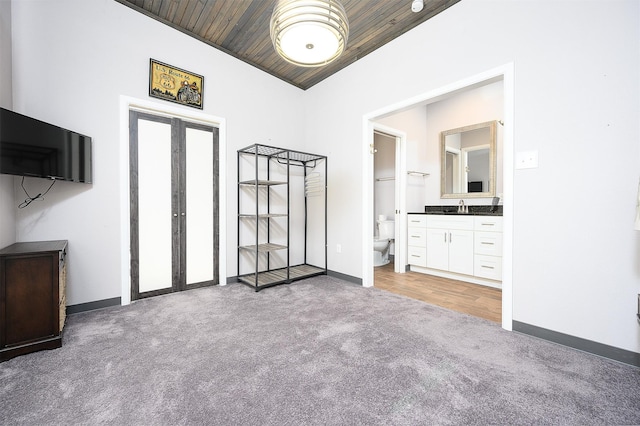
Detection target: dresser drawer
<box><xmin>407</xmin><ymin>227</ymin><xmax>427</xmax><ymax>247</ymax></box>
<box><xmin>427</xmin><ymin>215</ymin><xmax>474</xmax><ymax>230</ymax></box>
<box><xmin>407</xmin><ymin>215</ymin><xmax>427</xmax><ymax>228</ymax></box>
<box><xmin>408</xmin><ymin>246</ymin><xmax>427</xmax><ymax>267</ymax></box>
<box><xmin>474</xmin><ymin>255</ymin><xmax>502</xmax><ymax>280</ymax></box>
<box><xmin>474</xmin><ymin>231</ymin><xmax>503</xmax><ymax>256</ymax></box>
<box><xmin>474</xmin><ymin>216</ymin><xmax>503</xmax><ymax>232</ymax></box>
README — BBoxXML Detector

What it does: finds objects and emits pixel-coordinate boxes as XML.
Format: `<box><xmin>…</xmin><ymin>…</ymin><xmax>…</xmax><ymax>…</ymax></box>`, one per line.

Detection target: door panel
<box><xmin>448</xmin><ymin>229</ymin><xmax>474</xmax><ymax>275</ymax></box>
<box><xmin>137</xmin><ymin>119</ymin><xmax>174</xmax><ymax>293</ymax></box>
<box><xmin>426</xmin><ymin>228</ymin><xmax>448</xmax><ymax>271</ymax></box>
<box><xmin>185</xmin><ymin>126</ymin><xmax>215</xmax><ymax>286</ymax></box>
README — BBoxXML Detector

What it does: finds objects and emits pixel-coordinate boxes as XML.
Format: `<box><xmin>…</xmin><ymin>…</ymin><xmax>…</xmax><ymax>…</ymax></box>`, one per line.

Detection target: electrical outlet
<box><xmin>336</xmin><ymin>244</ymin><xmax>342</xmax><ymax>253</ymax></box>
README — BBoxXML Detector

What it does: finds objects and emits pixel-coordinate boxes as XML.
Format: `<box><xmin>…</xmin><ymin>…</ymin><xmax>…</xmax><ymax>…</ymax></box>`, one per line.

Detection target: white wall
<box><xmin>305</xmin><ymin>0</ymin><xmax>640</xmax><ymax>353</ymax></box>
<box><xmin>9</xmin><ymin>0</ymin><xmax>304</xmax><ymax>305</ymax></box>
<box><xmin>0</xmin><ymin>0</ymin><xmax>15</xmax><ymax>248</ymax></box>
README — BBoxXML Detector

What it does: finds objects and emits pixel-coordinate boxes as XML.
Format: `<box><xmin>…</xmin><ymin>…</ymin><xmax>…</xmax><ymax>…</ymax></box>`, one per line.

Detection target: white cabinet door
<box><xmin>448</xmin><ymin>229</ymin><xmax>474</xmax><ymax>275</ymax></box>
<box><xmin>426</xmin><ymin>215</ymin><xmax>474</xmax><ymax>274</ymax></box>
<box><xmin>426</xmin><ymin>228</ymin><xmax>449</xmax><ymax>271</ymax></box>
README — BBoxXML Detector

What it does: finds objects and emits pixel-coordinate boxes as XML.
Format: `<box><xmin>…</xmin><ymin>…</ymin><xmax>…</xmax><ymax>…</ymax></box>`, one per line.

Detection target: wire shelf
<box><xmin>238</xmin><ymin>143</ymin><xmax>326</xmax><ymax>166</ymax></box>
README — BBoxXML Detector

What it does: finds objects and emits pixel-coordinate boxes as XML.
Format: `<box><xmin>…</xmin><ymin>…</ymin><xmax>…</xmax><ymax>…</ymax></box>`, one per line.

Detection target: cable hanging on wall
<box><xmin>18</xmin><ymin>176</ymin><xmax>56</xmax><ymax>209</ymax></box>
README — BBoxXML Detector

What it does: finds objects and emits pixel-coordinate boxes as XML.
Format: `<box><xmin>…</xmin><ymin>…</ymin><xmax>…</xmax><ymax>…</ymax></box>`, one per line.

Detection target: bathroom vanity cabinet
<box><xmin>426</xmin><ymin>216</ymin><xmax>474</xmax><ymax>275</ymax></box>
<box><xmin>408</xmin><ymin>214</ymin><xmax>503</xmax><ymax>287</ymax></box>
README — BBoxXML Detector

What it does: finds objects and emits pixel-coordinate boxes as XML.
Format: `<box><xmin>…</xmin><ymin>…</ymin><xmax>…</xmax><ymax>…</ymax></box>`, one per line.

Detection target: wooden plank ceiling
<box><xmin>115</xmin><ymin>0</ymin><xmax>461</xmax><ymax>90</ymax></box>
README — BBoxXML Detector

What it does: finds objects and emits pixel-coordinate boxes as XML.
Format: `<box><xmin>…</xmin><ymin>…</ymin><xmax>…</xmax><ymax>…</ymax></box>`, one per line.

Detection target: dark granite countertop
<box><xmin>408</xmin><ymin>205</ymin><xmax>503</xmax><ymax>216</ymax></box>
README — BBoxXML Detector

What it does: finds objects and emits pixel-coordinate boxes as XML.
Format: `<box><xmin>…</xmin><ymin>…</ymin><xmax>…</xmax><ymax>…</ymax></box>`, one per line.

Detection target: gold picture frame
<box><xmin>149</xmin><ymin>59</ymin><xmax>204</xmax><ymax>109</ymax></box>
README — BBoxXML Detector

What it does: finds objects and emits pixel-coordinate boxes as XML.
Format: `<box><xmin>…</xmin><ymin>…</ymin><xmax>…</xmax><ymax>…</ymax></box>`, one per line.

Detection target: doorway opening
<box><xmin>371</xmin><ymin>125</ymin><xmax>407</xmax><ymax>274</ymax></box>
<box><xmin>373</xmin><ymin>131</ymin><xmax>398</xmax><ymax>272</ymax></box>
<box><xmin>362</xmin><ymin>64</ymin><xmax>514</xmax><ymax>330</ymax></box>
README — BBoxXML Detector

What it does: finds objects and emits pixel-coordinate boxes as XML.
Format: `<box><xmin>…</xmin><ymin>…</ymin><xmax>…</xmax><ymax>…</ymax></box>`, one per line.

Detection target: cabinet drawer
<box><xmin>408</xmin><ymin>246</ymin><xmax>427</xmax><ymax>267</ymax></box>
<box><xmin>407</xmin><ymin>215</ymin><xmax>427</xmax><ymax>228</ymax></box>
<box><xmin>407</xmin><ymin>227</ymin><xmax>427</xmax><ymax>247</ymax></box>
<box><xmin>474</xmin><ymin>216</ymin><xmax>503</xmax><ymax>232</ymax></box>
<box><xmin>474</xmin><ymin>232</ymin><xmax>503</xmax><ymax>256</ymax></box>
<box><xmin>427</xmin><ymin>215</ymin><xmax>474</xmax><ymax>230</ymax></box>
<box><xmin>474</xmin><ymin>254</ymin><xmax>502</xmax><ymax>280</ymax></box>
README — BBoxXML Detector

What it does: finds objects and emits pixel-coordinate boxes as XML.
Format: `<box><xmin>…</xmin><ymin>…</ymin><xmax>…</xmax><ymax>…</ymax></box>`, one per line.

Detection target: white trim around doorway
<box><xmin>362</xmin><ymin>63</ymin><xmax>515</xmax><ymax>331</ymax></box>
<box><xmin>119</xmin><ymin>96</ymin><xmax>227</xmax><ymax>306</ymax></box>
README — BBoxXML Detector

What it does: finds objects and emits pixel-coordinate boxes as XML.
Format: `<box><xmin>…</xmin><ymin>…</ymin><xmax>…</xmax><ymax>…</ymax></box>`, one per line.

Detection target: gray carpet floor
<box><xmin>1</xmin><ymin>276</ymin><xmax>639</xmax><ymax>425</ymax></box>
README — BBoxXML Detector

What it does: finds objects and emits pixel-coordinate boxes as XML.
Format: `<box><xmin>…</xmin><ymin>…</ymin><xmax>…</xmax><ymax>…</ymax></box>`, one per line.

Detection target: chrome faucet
<box><xmin>458</xmin><ymin>199</ymin><xmax>464</xmax><ymax>213</ymax></box>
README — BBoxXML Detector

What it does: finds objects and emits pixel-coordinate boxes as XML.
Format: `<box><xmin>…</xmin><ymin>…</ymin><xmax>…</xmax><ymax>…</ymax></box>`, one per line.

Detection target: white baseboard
<box><xmin>408</xmin><ymin>265</ymin><xmax>502</xmax><ymax>289</ymax></box>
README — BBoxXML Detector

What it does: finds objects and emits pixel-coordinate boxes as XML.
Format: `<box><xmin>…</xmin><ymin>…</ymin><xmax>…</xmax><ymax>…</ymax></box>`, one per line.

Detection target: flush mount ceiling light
<box><xmin>270</xmin><ymin>0</ymin><xmax>349</xmax><ymax>67</ymax></box>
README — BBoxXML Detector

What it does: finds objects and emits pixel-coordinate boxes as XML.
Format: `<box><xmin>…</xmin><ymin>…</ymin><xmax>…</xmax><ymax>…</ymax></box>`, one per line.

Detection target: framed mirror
<box><xmin>440</xmin><ymin>120</ymin><xmax>497</xmax><ymax>199</ymax></box>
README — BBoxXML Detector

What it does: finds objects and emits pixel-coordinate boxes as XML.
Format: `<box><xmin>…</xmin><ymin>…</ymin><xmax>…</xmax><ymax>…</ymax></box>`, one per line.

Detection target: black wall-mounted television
<box><xmin>0</xmin><ymin>108</ymin><xmax>92</xmax><ymax>184</ymax></box>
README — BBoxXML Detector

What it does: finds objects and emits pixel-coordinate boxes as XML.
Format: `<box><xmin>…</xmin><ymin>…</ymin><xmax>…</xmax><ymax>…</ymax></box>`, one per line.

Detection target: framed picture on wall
<box><xmin>149</xmin><ymin>59</ymin><xmax>204</xmax><ymax>109</ymax></box>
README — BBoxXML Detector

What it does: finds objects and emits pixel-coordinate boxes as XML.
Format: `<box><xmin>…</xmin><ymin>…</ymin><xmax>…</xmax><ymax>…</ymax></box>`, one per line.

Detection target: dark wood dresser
<box><xmin>0</xmin><ymin>240</ymin><xmax>67</xmax><ymax>362</ymax></box>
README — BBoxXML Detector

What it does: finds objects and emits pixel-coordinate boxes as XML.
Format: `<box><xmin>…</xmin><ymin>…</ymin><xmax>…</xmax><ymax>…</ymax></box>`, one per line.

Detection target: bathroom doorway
<box><xmin>362</xmin><ymin>64</ymin><xmax>514</xmax><ymax>330</ymax></box>
<box><xmin>373</xmin><ymin>131</ymin><xmax>397</xmax><ymax>270</ymax></box>
<box><xmin>372</xmin><ymin>125</ymin><xmax>407</xmax><ymax>274</ymax></box>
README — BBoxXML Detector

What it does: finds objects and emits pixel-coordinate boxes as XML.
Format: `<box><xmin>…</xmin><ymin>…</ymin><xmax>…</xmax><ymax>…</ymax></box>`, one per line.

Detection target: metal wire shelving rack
<box><xmin>237</xmin><ymin>144</ymin><xmax>327</xmax><ymax>291</ymax></box>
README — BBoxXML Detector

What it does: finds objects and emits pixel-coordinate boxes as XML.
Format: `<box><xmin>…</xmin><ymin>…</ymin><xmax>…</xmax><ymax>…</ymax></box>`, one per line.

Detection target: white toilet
<box><xmin>373</xmin><ymin>217</ymin><xmax>395</xmax><ymax>267</ymax></box>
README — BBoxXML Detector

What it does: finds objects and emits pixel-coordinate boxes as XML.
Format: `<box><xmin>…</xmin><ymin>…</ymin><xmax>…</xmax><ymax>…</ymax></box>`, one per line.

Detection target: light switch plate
<box><xmin>516</xmin><ymin>150</ymin><xmax>539</xmax><ymax>169</ymax></box>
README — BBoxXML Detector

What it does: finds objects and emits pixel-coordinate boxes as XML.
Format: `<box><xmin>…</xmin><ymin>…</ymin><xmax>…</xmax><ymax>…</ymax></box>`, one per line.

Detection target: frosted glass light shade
<box><xmin>270</xmin><ymin>0</ymin><xmax>349</xmax><ymax>67</ymax></box>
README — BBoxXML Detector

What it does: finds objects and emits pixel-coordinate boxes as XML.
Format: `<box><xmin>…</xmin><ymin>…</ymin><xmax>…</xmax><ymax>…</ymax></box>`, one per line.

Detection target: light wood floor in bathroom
<box><xmin>374</xmin><ymin>262</ymin><xmax>502</xmax><ymax>324</ymax></box>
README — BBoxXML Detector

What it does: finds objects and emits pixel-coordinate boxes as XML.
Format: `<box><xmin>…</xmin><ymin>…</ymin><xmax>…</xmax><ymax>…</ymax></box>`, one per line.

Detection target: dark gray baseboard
<box><xmin>327</xmin><ymin>270</ymin><xmax>361</xmax><ymax>285</ymax></box>
<box><xmin>67</xmin><ymin>297</ymin><xmax>121</xmax><ymax>315</ymax></box>
<box><xmin>513</xmin><ymin>320</ymin><xmax>640</xmax><ymax>368</ymax></box>
<box><xmin>226</xmin><ymin>270</ymin><xmax>362</xmax><ymax>286</ymax></box>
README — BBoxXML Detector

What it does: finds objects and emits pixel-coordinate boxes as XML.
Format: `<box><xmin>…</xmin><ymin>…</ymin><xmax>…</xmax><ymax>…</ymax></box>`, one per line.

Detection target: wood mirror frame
<box><xmin>440</xmin><ymin>120</ymin><xmax>497</xmax><ymax>199</ymax></box>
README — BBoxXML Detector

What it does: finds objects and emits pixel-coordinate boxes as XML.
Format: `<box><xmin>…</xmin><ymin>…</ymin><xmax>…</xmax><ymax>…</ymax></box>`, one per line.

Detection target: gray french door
<box><xmin>129</xmin><ymin>110</ymin><xmax>219</xmax><ymax>300</ymax></box>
